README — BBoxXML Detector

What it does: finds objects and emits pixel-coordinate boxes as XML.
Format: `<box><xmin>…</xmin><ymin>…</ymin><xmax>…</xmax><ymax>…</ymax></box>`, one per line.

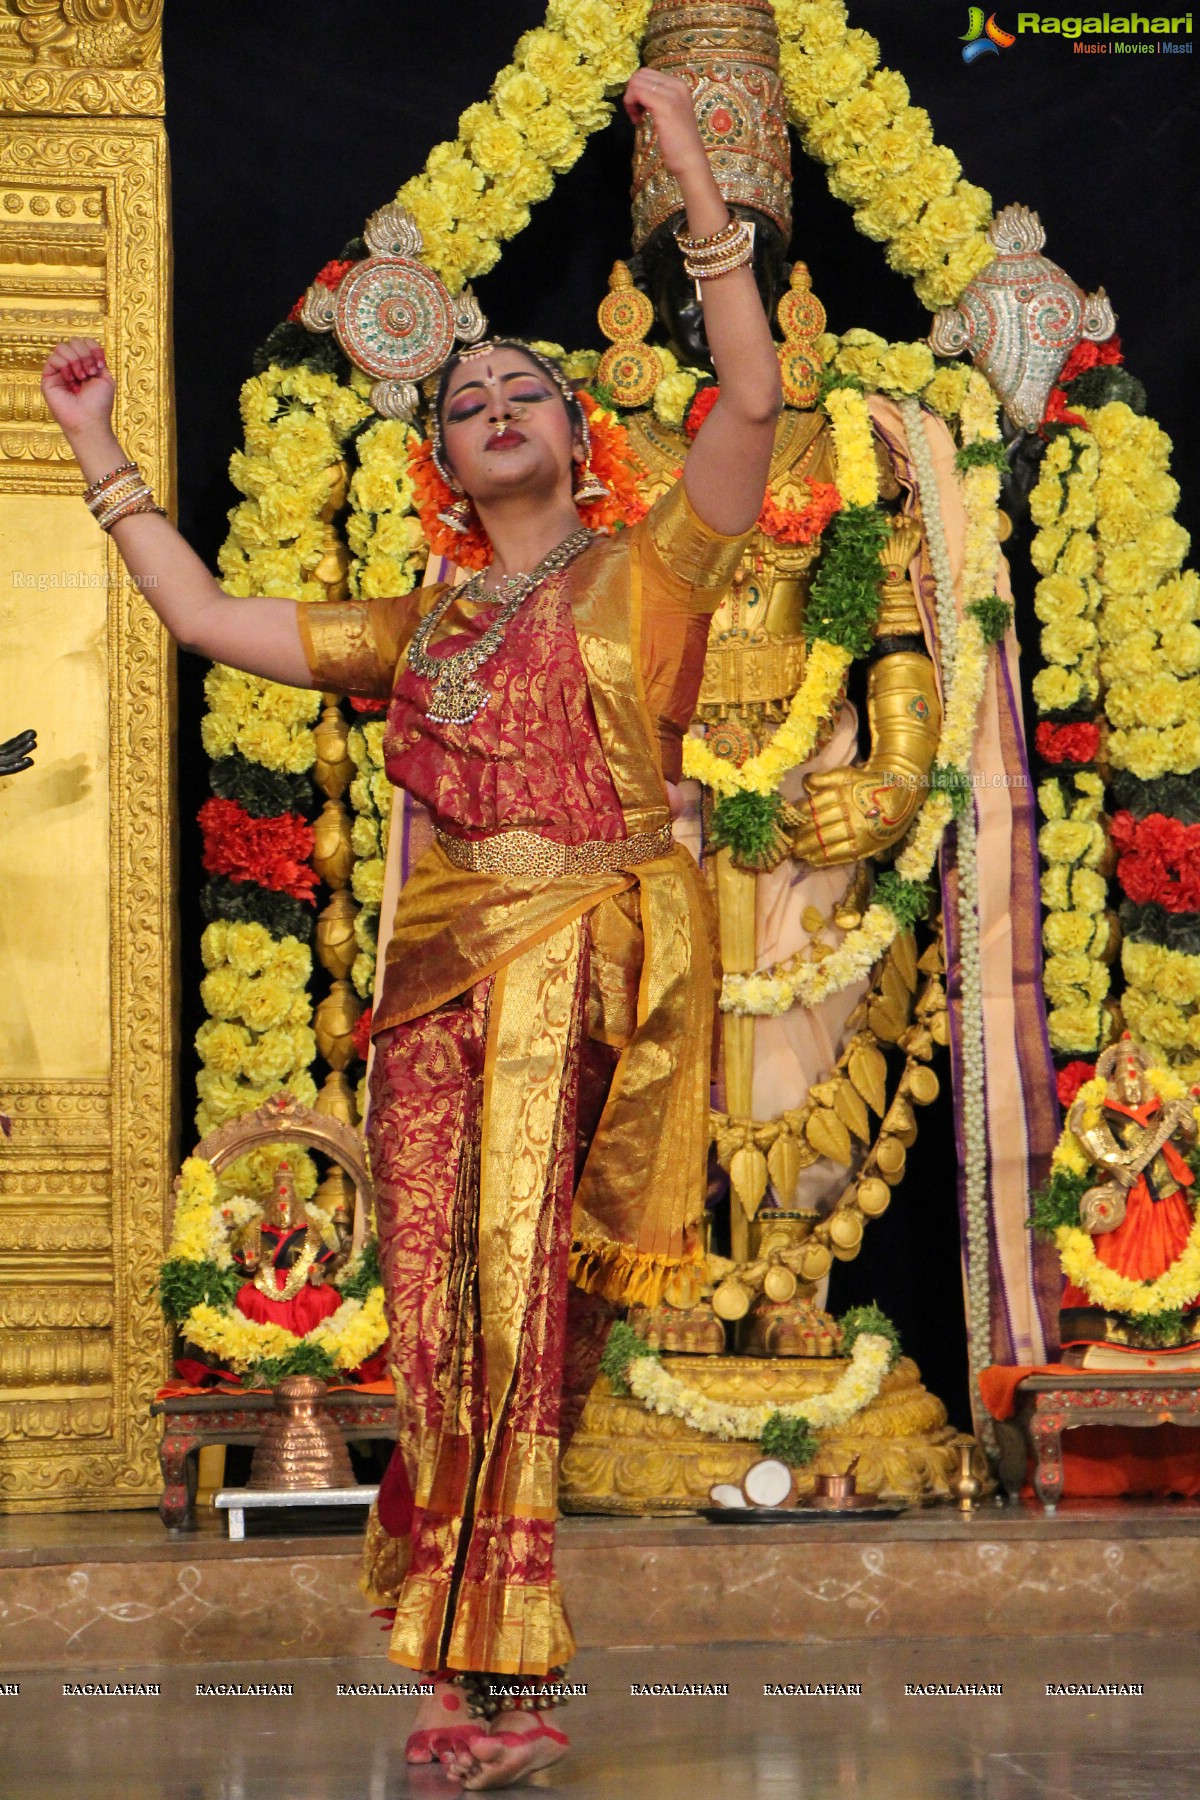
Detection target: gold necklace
<box><xmin>254</xmin><ymin>1238</ymin><xmax>318</xmax><ymax>1304</ymax></box>
<box><xmin>408</xmin><ymin>526</ymin><xmax>596</xmax><ymax>725</ymax></box>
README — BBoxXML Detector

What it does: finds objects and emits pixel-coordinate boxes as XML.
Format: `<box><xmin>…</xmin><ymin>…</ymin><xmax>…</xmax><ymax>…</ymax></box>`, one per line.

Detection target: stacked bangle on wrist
<box><xmin>82</xmin><ymin>459</ymin><xmax>166</xmax><ymax>533</ymax></box>
<box><xmin>673</xmin><ymin>216</ymin><xmax>756</xmax><ymax>287</ymax></box>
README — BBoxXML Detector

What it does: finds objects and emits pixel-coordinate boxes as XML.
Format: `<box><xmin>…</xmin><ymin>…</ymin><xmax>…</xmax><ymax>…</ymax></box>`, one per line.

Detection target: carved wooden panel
<box><xmin>0</xmin><ymin>1</ymin><xmax>173</xmax><ymax>1509</ymax></box>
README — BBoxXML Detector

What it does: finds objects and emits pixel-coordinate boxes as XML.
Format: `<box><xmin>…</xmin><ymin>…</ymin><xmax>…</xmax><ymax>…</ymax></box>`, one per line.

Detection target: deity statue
<box><xmin>561</xmin><ymin>0</ymin><xmax>1058</xmax><ymax>1387</ymax></box>
<box><xmin>1062</xmin><ymin>1039</ymin><xmax>1200</xmax><ymax>1346</ymax></box>
<box><xmin>603</xmin><ymin>0</ymin><xmax>955</xmax><ymax>1329</ymax></box>
<box><xmin>0</xmin><ymin>728</ymin><xmax>36</xmax><ymax>777</ymax></box>
<box><xmin>231</xmin><ymin>1156</ymin><xmax>349</xmax><ymax>1335</ymax></box>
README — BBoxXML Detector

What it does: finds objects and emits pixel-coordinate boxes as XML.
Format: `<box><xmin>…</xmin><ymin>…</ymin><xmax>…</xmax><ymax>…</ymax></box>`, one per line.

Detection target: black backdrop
<box><xmin>162</xmin><ymin>2</ymin><xmax>1198</xmax><ymax>1426</ymax></box>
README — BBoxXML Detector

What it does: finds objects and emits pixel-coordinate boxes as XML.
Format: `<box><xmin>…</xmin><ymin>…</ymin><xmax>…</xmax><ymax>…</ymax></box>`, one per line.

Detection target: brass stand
<box><xmin>247</xmin><ymin>1376</ymin><xmax>355</xmax><ymax>1491</ymax></box>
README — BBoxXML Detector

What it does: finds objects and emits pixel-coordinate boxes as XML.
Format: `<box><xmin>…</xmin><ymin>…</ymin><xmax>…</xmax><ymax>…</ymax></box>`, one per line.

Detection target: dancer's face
<box><xmin>439</xmin><ymin>348</ymin><xmax>581</xmax><ymax>506</ymax></box>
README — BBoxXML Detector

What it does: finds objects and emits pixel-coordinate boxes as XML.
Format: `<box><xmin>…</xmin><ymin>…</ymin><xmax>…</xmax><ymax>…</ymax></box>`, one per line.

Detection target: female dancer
<box><xmin>42</xmin><ymin>69</ymin><xmax>781</xmax><ymax>1790</ymax></box>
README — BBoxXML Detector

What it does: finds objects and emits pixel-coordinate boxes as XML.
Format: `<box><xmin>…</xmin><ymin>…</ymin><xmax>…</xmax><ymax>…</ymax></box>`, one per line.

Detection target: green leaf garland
<box><xmin>805</xmin><ymin>503</ymin><xmax>891</xmax><ymax>660</ymax></box>
<box><xmin>159</xmin><ymin>1257</ymin><xmax>243</xmax><ymax>1323</ymax></box>
<box><xmin>873</xmin><ymin>870</ymin><xmax>932</xmax><ymax>932</ymax></box>
<box><xmin>709</xmin><ymin>789</ymin><xmax>783</xmax><ymax>863</ymax></box>
<box><xmin>760</xmin><ymin>1412</ymin><xmax>819</xmax><ymax>1468</ymax></box>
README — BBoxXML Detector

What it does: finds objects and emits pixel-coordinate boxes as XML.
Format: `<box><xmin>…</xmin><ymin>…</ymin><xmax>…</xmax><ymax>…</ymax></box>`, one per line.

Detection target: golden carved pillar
<box><xmin>0</xmin><ymin>1</ymin><xmax>173</xmax><ymax>1509</ymax></box>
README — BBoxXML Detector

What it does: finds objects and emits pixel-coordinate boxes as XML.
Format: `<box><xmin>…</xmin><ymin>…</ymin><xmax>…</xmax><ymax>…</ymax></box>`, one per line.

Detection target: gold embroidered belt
<box><xmin>435</xmin><ymin>822</ymin><xmax>673</xmax><ymax>878</ymax></box>
<box><xmin>698</xmin><ymin>634</ymin><xmax>807</xmax><ymax>707</ymax></box>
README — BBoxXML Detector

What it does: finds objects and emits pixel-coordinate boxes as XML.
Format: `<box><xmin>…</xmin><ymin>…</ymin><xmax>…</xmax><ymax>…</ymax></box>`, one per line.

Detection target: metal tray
<box><xmin>700</xmin><ymin>1501</ymin><xmax>908</xmax><ymax>1523</ymax></box>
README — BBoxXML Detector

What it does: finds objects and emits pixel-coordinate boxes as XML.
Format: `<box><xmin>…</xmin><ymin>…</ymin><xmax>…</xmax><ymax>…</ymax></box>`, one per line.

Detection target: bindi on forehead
<box><xmin>447</xmin><ymin>363</ymin><xmax>547</xmax><ymax>404</ymax></box>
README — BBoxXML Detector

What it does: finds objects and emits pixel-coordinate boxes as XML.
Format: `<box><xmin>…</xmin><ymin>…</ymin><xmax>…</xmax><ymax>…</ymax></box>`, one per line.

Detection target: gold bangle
<box><xmin>683</xmin><ymin>248</ymin><xmax>754</xmax><ymax>280</ymax></box>
<box><xmin>82</xmin><ymin>459</ymin><xmax>138</xmax><ymax>504</ymax></box>
<box><xmin>86</xmin><ymin>473</ymin><xmax>147</xmax><ymax>518</ymax></box>
<box><xmin>95</xmin><ymin>482</ymin><xmax>151</xmax><ymax>523</ymax></box>
<box><xmin>679</xmin><ymin>218</ymin><xmax>756</xmax><ymax>285</ymax></box>
<box><xmin>97</xmin><ymin>491</ymin><xmax>165</xmax><ymax>533</ymax></box>
<box><xmin>674</xmin><ymin>218</ymin><xmax>740</xmax><ymax>257</ymax></box>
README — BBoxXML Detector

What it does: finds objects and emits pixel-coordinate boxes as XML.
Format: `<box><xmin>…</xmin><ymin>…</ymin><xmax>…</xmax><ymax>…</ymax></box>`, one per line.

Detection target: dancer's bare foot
<box><xmin>442</xmin><ymin>1713</ymin><xmax>569</xmax><ymax>1789</ymax></box>
<box><xmin>405</xmin><ymin>1679</ymin><xmax>483</xmax><ymax>1763</ymax></box>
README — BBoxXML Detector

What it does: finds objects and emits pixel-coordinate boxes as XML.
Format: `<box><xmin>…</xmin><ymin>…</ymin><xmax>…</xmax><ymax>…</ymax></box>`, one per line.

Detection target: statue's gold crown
<box><xmin>631</xmin><ymin>0</ymin><xmax>793</xmax><ymax>251</ymax></box>
<box><xmin>266</xmin><ymin>1158</ymin><xmax>307</xmax><ymax>1234</ymax></box>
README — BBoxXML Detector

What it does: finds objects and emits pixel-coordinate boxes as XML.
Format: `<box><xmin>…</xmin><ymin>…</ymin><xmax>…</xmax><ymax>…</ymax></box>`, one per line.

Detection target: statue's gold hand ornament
<box><xmin>790</xmin><ymin>518</ymin><xmax>941</xmax><ymax>867</ymax></box>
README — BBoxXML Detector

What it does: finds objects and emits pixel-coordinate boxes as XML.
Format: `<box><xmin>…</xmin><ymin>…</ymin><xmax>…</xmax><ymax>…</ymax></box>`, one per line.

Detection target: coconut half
<box><xmin>741</xmin><ymin>1457</ymin><xmax>797</xmax><ymax>1509</ymax></box>
<box><xmin>708</xmin><ymin>1482</ymin><xmax>749</xmax><ymax>1509</ymax></box>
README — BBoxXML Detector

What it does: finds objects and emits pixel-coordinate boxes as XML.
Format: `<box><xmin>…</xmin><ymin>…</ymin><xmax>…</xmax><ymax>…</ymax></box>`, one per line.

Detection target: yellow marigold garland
<box><xmin>1055</xmin><ymin>1220</ymin><xmax>1200</xmax><ymax>1319</ymax></box>
<box><xmin>772</xmin><ymin>0</ymin><xmax>994</xmax><ymax>309</ymax></box>
<box><xmin>345</xmin><ymin>417</ymin><xmax>426</xmax><ymax>601</ymax></box>
<box><xmin>682</xmin><ymin>638</ymin><xmax>853</xmax><ymax>799</ymax></box>
<box><xmin>681</xmin><ymin>385</ymin><xmax>876</xmax><ymax>800</ymax></box>
<box><xmin>218</xmin><ymin>363</ymin><xmax>371</xmax><ymax>604</ymax></box>
<box><xmin>1037</xmin><ymin>772</ymin><xmax>1111</xmax><ymax>1056</ymax></box>
<box><xmin>719</xmin><ymin>381</ymin><xmax>1002</xmax><ymax>1017</ymax></box>
<box><xmin>204</xmin><ymin>364</ymin><xmax>377</xmax><ymax>1200</ymax></box>
<box><xmin>1089</xmin><ymin>402</ymin><xmax>1194</xmax><ymax>779</ymax></box>
<box><xmin>1030</xmin><ymin>392</ymin><xmax>1199</xmax><ymax>1061</ymax></box>
<box><xmin>395</xmin><ymin>0</ymin><xmax>652</xmax><ymax>292</ymax></box>
<box><xmin>181</xmin><ymin>1288</ymin><xmax>388</xmax><ymax>1378</ymax></box>
<box><xmin>347</xmin><ymin>720</ymin><xmax>390</xmax><ymax>1000</ymax></box>
<box><xmin>195</xmin><ymin>921</ymin><xmax>321</xmax><ymax>1200</ymax></box>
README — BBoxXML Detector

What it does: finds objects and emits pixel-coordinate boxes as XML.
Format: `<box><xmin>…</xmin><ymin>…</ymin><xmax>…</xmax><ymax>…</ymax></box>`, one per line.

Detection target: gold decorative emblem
<box><xmin>776</xmin><ymin>263</ymin><xmax>827</xmax><ymax>410</ymax></box>
<box><xmin>297</xmin><ymin>200</ymin><xmax>488</xmax><ymax>422</ymax></box>
<box><xmin>597</xmin><ymin>262</ymin><xmax>663</xmax><ymax>409</ymax></box>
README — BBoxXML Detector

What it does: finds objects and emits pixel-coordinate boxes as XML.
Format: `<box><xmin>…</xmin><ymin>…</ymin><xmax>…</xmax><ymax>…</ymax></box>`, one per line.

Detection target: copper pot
<box><xmin>814</xmin><ymin>1471</ymin><xmax>857</xmax><ymax>1502</ymax></box>
<box><xmin>247</xmin><ymin>1374</ymin><xmax>355</xmax><ymax>1491</ymax></box>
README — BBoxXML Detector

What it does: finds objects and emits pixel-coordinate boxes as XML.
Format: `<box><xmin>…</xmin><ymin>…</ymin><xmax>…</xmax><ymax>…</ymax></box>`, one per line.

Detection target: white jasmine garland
<box><xmin>905</xmin><ymin>396</ymin><xmax>995</xmax><ymax>1452</ymax></box>
<box><xmin>623</xmin><ymin>1332</ymin><xmax>893</xmax><ymax>1441</ymax></box>
<box><xmin>720</xmin><ymin>396</ymin><xmax>997</xmax><ymax>1019</ymax></box>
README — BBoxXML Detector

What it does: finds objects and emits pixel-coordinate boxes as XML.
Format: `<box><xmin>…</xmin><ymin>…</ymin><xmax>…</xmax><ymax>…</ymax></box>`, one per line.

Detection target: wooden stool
<box><xmin>1013</xmin><ymin>1369</ymin><xmax>1200</xmax><ymax>1511</ymax></box>
<box><xmin>150</xmin><ymin>1389</ymin><xmax>397</xmax><ymax>1530</ymax></box>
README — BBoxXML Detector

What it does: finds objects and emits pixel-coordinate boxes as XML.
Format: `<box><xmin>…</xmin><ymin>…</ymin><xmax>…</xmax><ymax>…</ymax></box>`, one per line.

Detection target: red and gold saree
<box><xmin>296</xmin><ymin>482</ymin><xmax>747</xmax><ymax>1675</ymax></box>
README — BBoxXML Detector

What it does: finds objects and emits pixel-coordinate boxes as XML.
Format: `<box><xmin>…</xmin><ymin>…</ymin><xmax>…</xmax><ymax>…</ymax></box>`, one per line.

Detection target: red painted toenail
<box><xmin>441</xmin><ymin>1693</ymin><xmax>461</xmax><ymax>1710</ymax></box>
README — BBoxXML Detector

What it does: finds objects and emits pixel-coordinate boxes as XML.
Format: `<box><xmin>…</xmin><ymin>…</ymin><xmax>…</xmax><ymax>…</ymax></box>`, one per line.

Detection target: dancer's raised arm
<box><xmin>624</xmin><ymin>68</ymin><xmax>782</xmax><ymax>536</ymax></box>
<box><xmin>40</xmin><ymin>338</ymin><xmax>313</xmax><ymax>688</ymax></box>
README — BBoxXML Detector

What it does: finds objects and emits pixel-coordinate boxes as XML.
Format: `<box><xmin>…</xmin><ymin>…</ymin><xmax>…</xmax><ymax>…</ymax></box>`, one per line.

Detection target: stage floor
<box><xmin>0</xmin><ymin>1636</ymin><xmax>1195</xmax><ymax>1798</ymax></box>
<box><xmin>4</xmin><ymin>1500</ymin><xmax>1200</xmax><ymax>1665</ymax></box>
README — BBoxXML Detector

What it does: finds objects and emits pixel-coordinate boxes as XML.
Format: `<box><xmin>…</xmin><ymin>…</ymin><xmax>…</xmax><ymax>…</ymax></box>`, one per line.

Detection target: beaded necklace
<box><xmin>407</xmin><ymin>526</ymin><xmax>596</xmax><ymax>725</ymax></box>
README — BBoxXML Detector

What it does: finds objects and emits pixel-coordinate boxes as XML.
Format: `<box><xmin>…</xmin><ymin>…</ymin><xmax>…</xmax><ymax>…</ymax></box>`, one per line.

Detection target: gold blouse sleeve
<box><xmin>295</xmin><ymin>589</ymin><xmax>434</xmax><ymax>699</ymax></box>
<box><xmin>635</xmin><ymin>480</ymin><xmax>753</xmax><ymax>783</ymax></box>
<box><xmin>638</xmin><ymin>477</ymin><xmax>753</xmax><ymax>610</ymax></box>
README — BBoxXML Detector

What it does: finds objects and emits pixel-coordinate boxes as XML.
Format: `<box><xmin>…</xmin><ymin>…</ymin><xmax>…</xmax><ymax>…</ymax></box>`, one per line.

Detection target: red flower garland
<box><xmin>684</xmin><ymin>383</ymin><xmax>720</xmax><ymax>440</ymax></box>
<box><xmin>1056</xmin><ymin>1060</ymin><xmax>1096</xmax><ymax>1107</ymax></box>
<box><xmin>352</xmin><ymin>1005</ymin><xmax>374</xmax><ymax>1061</ymax></box>
<box><xmin>1035</xmin><ymin>721</ymin><xmax>1101</xmax><ymax>766</ymax></box>
<box><xmin>409</xmin><ymin>391</ymin><xmax>647</xmax><ymax>572</ymax></box>
<box><xmin>758</xmin><ymin>481</ymin><xmax>842</xmax><ymax>546</ymax></box>
<box><xmin>287</xmin><ymin>259</ymin><xmax>356</xmax><ymax>325</ymax></box>
<box><xmin>1059</xmin><ymin>335</ymin><xmax>1124</xmax><ymax>385</ymax></box>
<box><xmin>199</xmin><ymin>798</ymin><xmax>319</xmax><ymax>904</ymax></box>
<box><xmin>1110</xmin><ymin>809</ymin><xmax>1200</xmax><ymax>913</ymax></box>
<box><xmin>1043</xmin><ymin>389</ymin><xmax>1088</xmax><ymax>431</ymax></box>
<box><xmin>1042</xmin><ymin>334</ymin><xmax>1125</xmax><ymax>432</ymax></box>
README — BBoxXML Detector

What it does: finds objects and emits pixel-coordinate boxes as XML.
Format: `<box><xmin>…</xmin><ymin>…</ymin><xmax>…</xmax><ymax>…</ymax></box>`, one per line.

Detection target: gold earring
<box><xmin>437</xmin><ymin>494</ymin><xmax>475</xmax><ymax>533</ymax></box>
<box><xmin>574</xmin><ymin>458</ymin><xmax>611</xmax><ymax>504</ymax></box>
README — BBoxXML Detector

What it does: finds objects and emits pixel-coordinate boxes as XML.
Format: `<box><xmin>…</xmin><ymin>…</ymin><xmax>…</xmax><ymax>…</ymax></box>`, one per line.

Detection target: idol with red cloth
<box><xmin>1062</xmin><ymin>1039</ymin><xmax>1200</xmax><ymax>1344</ymax></box>
<box><xmin>231</xmin><ymin>1158</ymin><xmax>344</xmax><ymax>1336</ymax></box>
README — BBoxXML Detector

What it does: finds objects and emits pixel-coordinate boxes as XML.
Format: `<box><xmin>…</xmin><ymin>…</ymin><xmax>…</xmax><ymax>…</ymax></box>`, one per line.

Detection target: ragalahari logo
<box><xmin>962</xmin><ymin>7</ymin><xmax>1017</xmax><ymax>58</ymax></box>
